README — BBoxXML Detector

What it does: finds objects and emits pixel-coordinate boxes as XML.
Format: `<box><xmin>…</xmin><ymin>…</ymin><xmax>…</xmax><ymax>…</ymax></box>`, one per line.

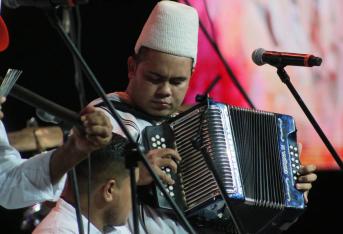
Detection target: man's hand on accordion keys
<box><xmin>295</xmin><ymin>164</ymin><xmax>317</xmax><ymax>204</ymax></box>
<box><xmin>138</xmin><ymin>148</ymin><xmax>181</xmax><ymax>186</ymax></box>
<box><xmin>295</xmin><ymin>143</ymin><xmax>318</xmax><ymax>204</ymax></box>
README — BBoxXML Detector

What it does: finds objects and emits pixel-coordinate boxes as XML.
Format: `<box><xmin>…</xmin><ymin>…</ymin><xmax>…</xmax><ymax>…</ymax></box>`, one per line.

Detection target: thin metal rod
<box><xmin>277</xmin><ymin>67</ymin><xmax>343</xmax><ymax>170</ymax></box>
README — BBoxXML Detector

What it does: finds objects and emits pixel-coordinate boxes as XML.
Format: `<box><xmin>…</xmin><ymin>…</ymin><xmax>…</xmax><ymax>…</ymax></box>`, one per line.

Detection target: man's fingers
<box><xmin>84</xmin><ymin>125</ymin><xmax>112</xmax><ymax>138</ymax></box>
<box><xmin>303</xmin><ymin>191</ymin><xmax>309</xmax><ymax>204</ymax></box>
<box><xmin>297</xmin><ymin>173</ymin><xmax>317</xmax><ymax>183</ymax></box>
<box><xmin>156</xmin><ymin>168</ymin><xmax>175</xmax><ymax>185</ymax></box>
<box><xmin>149</xmin><ymin>148</ymin><xmax>181</xmax><ymax>162</ymax></box>
<box><xmin>86</xmin><ymin>134</ymin><xmax>112</xmax><ymax>146</ymax></box>
<box><xmin>82</xmin><ymin>112</ymin><xmax>111</xmax><ymax>127</ymax></box>
<box><xmin>296</xmin><ymin>182</ymin><xmax>312</xmax><ymax>191</ymax></box>
<box><xmin>158</xmin><ymin>158</ymin><xmax>178</xmax><ymax>173</ymax></box>
<box><xmin>298</xmin><ymin>165</ymin><xmax>316</xmax><ymax>175</ymax></box>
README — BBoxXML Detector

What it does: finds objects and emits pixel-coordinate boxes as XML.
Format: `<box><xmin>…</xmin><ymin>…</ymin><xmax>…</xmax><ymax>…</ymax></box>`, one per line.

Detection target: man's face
<box><xmin>127</xmin><ymin>49</ymin><xmax>193</xmax><ymax>117</ymax></box>
<box><xmin>105</xmin><ymin>168</ymin><xmax>138</xmax><ymax>226</ymax></box>
<box><xmin>108</xmin><ymin>177</ymin><xmax>131</xmax><ymax>225</ymax></box>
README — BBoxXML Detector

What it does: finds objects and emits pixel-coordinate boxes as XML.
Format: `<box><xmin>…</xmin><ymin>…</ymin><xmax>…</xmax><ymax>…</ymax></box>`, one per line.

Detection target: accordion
<box><xmin>142</xmin><ymin>100</ymin><xmax>305</xmax><ymax>233</ymax></box>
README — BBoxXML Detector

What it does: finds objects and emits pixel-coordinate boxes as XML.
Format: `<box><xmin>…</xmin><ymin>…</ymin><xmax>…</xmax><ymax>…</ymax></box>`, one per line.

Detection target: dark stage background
<box><xmin>0</xmin><ymin>0</ymin><xmax>342</xmax><ymax>233</ymax></box>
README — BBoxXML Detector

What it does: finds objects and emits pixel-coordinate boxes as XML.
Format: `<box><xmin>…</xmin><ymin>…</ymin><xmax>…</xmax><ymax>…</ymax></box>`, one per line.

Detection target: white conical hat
<box><xmin>135</xmin><ymin>1</ymin><xmax>199</xmax><ymax>67</ymax></box>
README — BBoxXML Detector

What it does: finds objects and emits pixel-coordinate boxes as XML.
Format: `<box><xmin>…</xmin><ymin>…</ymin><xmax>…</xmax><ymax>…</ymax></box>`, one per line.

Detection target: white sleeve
<box><xmin>0</xmin><ymin>121</ymin><xmax>66</xmax><ymax>209</ymax></box>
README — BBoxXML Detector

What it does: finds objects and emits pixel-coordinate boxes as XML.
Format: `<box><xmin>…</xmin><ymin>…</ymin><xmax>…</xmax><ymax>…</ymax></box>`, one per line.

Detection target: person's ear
<box><xmin>103</xmin><ymin>179</ymin><xmax>116</xmax><ymax>202</ymax></box>
<box><xmin>128</xmin><ymin>56</ymin><xmax>137</xmax><ymax>80</ymax></box>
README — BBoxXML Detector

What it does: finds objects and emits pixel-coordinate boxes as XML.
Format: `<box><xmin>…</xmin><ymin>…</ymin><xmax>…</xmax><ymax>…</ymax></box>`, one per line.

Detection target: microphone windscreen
<box><xmin>251</xmin><ymin>48</ymin><xmax>266</xmax><ymax>66</ymax></box>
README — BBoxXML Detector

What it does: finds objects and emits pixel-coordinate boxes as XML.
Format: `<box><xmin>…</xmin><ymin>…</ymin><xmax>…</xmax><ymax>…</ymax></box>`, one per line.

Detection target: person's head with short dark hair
<box><xmin>75</xmin><ymin>133</ymin><xmax>129</xmax><ymax>193</ymax></box>
<box><xmin>64</xmin><ymin>133</ymin><xmax>138</xmax><ymax>230</ymax></box>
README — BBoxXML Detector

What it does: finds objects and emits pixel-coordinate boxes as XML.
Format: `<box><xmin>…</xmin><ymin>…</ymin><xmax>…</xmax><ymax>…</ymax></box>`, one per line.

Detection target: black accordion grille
<box><xmin>228</xmin><ymin>107</ymin><xmax>285</xmax><ymax>209</ymax></box>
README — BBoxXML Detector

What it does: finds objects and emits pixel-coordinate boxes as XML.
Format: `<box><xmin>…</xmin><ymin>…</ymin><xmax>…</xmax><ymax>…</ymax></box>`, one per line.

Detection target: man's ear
<box><xmin>128</xmin><ymin>56</ymin><xmax>137</xmax><ymax>80</ymax></box>
<box><xmin>103</xmin><ymin>179</ymin><xmax>117</xmax><ymax>202</ymax></box>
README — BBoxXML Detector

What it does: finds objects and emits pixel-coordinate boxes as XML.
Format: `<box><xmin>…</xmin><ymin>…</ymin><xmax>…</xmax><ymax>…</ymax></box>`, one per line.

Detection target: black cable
<box><xmin>68</xmin><ymin>169</ymin><xmax>85</xmax><ymax>234</ymax></box>
<box><xmin>62</xmin><ymin>6</ymin><xmax>89</xmax><ymax>234</ymax></box>
<box><xmin>69</xmin><ymin>5</ymin><xmax>91</xmax><ymax>234</ymax></box>
<box><xmin>69</xmin><ymin>7</ymin><xmax>87</xmax><ymax>107</ymax></box>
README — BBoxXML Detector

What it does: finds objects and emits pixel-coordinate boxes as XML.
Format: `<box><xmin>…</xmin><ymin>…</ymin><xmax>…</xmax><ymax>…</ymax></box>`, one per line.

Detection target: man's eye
<box><xmin>146</xmin><ymin>76</ymin><xmax>160</xmax><ymax>84</ymax></box>
<box><xmin>170</xmin><ymin>79</ymin><xmax>184</xmax><ymax>85</ymax></box>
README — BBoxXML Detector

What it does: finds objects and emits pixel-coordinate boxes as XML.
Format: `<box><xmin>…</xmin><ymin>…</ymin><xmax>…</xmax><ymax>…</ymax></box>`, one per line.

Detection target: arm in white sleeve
<box><xmin>0</xmin><ymin>121</ymin><xmax>66</xmax><ymax>209</ymax></box>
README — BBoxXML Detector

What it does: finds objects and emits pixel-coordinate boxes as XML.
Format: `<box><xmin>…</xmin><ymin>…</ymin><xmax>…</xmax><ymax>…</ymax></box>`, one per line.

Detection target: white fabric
<box><xmin>90</xmin><ymin>92</ymin><xmax>188</xmax><ymax>234</ymax></box>
<box><xmin>135</xmin><ymin>1</ymin><xmax>199</xmax><ymax>67</ymax></box>
<box><xmin>128</xmin><ymin>205</ymin><xmax>188</xmax><ymax>234</ymax></box>
<box><xmin>0</xmin><ymin>121</ymin><xmax>67</xmax><ymax>209</ymax></box>
<box><xmin>89</xmin><ymin>92</ymin><xmax>153</xmax><ymax>144</ymax></box>
<box><xmin>33</xmin><ymin>198</ymin><xmax>131</xmax><ymax>234</ymax></box>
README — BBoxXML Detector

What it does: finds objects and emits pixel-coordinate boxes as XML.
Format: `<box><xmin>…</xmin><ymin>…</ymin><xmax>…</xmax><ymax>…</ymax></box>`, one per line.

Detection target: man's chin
<box><xmin>148</xmin><ymin>108</ymin><xmax>173</xmax><ymax>118</ymax></box>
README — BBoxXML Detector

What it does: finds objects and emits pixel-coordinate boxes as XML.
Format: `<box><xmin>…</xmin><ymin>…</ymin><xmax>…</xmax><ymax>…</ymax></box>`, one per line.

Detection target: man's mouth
<box><xmin>151</xmin><ymin>100</ymin><xmax>171</xmax><ymax>108</ymax></box>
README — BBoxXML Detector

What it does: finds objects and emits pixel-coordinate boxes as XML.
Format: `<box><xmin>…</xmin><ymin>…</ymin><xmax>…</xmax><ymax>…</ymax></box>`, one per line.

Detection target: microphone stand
<box><xmin>44</xmin><ymin>9</ymin><xmax>196</xmax><ymax>234</ymax></box>
<box><xmin>276</xmin><ymin>67</ymin><xmax>343</xmax><ymax>170</ymax></box>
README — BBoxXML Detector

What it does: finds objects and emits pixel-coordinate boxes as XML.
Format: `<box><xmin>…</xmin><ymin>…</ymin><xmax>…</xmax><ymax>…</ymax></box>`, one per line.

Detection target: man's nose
<box><xmin>156</xmin><ymin>82</ymin><xmax>172</xmax><ymax>97</ymax></box>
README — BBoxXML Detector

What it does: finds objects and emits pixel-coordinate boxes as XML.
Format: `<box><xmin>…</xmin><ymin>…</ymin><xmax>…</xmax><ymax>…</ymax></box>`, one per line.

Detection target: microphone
<box><xmin>2</xmin><ymin>0</ymin><xmax>88</xmax><ymax>9</ymax></box>
<box><xmin>252</xmin><ymin>48</ymin><xmax>322</xmax><ymax>67</ymax></box>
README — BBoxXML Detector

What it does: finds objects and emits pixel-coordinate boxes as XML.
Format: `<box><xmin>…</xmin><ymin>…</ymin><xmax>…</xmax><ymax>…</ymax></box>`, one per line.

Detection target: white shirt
<box><xmin>0</xmin><ymin>121</ymin><xmax>66</xmax><ymax>209</ymax></box>
<box><xmin>33</xmin><ymin>198</ymin><xmax>132</xmax><ymax>234</ymax></box>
